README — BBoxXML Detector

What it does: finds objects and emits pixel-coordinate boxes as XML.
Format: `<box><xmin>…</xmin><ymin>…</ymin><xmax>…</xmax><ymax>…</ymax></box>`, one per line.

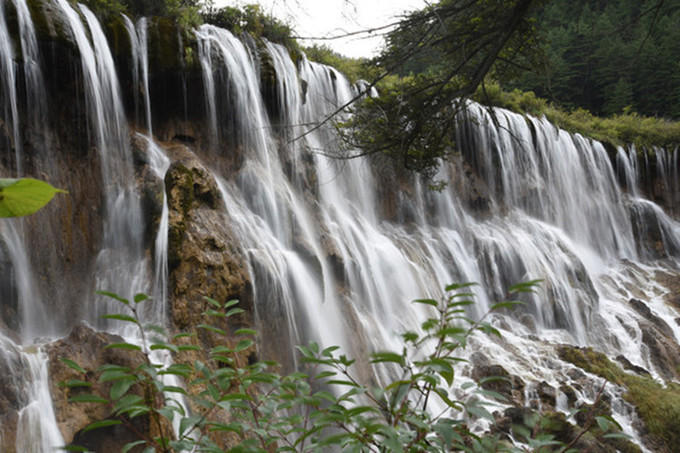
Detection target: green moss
<box><xmin>147</xmin><ymin>18</ymin><xmax>185</xmax><ymax>71</ymax></box>
<box><xmin>558</xmin><ymin>346</ymin><xmax>680</xmax><ymax>452</ymax></box>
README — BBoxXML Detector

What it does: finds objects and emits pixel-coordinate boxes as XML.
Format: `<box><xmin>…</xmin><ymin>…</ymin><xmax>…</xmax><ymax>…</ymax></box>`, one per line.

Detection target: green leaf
<box><xmin>203</xmin><ymin>296</ymin><xmax>221</xmax><ymax>308</ymax></box>
<box><xmin>234</xmin><ymin>339</ymin><xmax>254</xmax><ymax>352</ymax></box>
<box><xmin>603</xmin><ymin>432</ymin><xmax>632</xmax><ymax>440</ymax></box>
<box><xmin>508</xmin><ymin>280</ymin><xmax>542</xmax><ymax>294</ymax></box>
<box><xmin>60</xmin><ymin>358</ymin><xmax>86</xmax><ymax>374</ymax></box>
<box><xmin>0</xmin><ymin>178</ymin><xmax>66</xmax><ymax>217</ymax></box>
<box><xmin>370</xmin><ymin>351</ymin><xmax>405</xmax><ymax>366</ymax></box>
<box><xmin>225</xmin><ymin>307</ymin><xmax>245</xmax><ymax>317</ymax></box>
<box><xmin>58</xmin><ymin>379</ymin><xmax>92</xmax><ymax>388</ymax></box>
<box><xmin>427</xmin><ymin>358</ymin><xmax>455</xmax><ymax>386</ymax></box>
<box><xmin>100</xmin><ymin>314</ymin><xmax>138</xmax><ymax>324</ymax></box>
<box><xmin>413</xmin><ymin>298</ymin><xmax>438</xmax><ymax>306</ymax></box>
<box><xmin>224</xmin><ymin>299</ymin><xmax>240</xmax><ymax>308</ymax></box>
<box><xmin>161</xmin><ymin>386</ymin><xmax>188</xmax><ymax>395</ymax></box>
<box><xmin>112</xmin><ymin>394</ymin><xmax>145</xmax><ymax>414</ymax></box>
<box><xmin>95</xmin><ymin>290</ymin><xmax>130</xmax><ymax>305</ymax></box>
<box><xmin>150</xmin><ymin>343</ymin><xmax>179</xmax><ymax>353</ymax></box>
<box><xmin>110</xmin><ymin>380</ymin><xmax>135</xmax><ymax>400</ymax></box>
<box><xmin>122</xmin><ymin>440</ymin><xmax>148</xmax><ymax>453</ymax></box>
<box><xmin>99</xmin><ymin>369</ymin><xmax>134</xmax><ymax>383</ymax></box>
<box><xmin>198</xmin><ymin>324</ymin><xmax>226</xmax><ymax>335</ymax></box>
<box><xmin>596</xmin><ymin>415</ymin><xmax>622</xmax><ymax>432</ymax></box>
<box><xmin>82</xmin><ymin>419</ymin><xmax>122</xmax><ymax>434</ymax></box>
<box><xmin>133</xmin><ymin>293</ymin><xmax>150</xmax><ymax>304</ymax></box>
<box><xmin>234</xmin><ymin>328</ymin><xmax>258</xmax><ymax>336</ymax></box>
<box><xmin>466</xmin><ymin>403</ymin><xmax>495</xmax><ymax>421</ymax></box>
<box><xmin>179</xmin><ymin>415</ymin><xmax>204</xmax><ymax>436</ymax></box>
<box><xmin>69</xmin><ymin>394</ymin><xmax>109</xmax><ymax>404</ymax></box>
<box><xmin>490</xmin><ymin>300</ymin><xmax>525</xmax><ymax>310</ymax></box>
<box><xmin>103</xmin><ymin>343</ymin><xmax>142</xmax><ymax>351</ymax></box>
<box><xmin>172</xmin><ymin>332</ymin><xmax>196</xmax><ymax>340</ymax></box>
<box><xmin>445</xmin><ymin>282</ymin><xmax>477</xmax><ymax>292</ymax></box>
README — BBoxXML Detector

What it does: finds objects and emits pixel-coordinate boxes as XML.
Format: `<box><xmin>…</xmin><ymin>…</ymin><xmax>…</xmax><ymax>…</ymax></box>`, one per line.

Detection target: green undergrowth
<box><xmin>477</xmin><ymin>83</ymin><xmax>680</xmax><ymax>150</ymax></box>
<box><xmin>60</xmin><ymin>281</ymin><xmax>636</xmax><ymax>452</ymax></box>
<box><xmin>558</xmin><ymin>346</ymin><xmax>680</xmax><ymax>452</ymax></box>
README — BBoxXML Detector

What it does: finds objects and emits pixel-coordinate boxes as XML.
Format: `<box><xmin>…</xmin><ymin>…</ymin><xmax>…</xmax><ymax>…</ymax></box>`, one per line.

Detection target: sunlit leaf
<box><xmin>0</xmin><ymin>178</ymin><xmax>66</xmax><ymax>217</ymax></box>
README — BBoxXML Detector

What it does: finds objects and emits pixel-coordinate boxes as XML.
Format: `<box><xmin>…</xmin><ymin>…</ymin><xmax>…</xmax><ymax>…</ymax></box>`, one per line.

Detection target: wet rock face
<box><xmin>628</xmin><ymin>298</ymin><xmax>680</xmax><ymax>380</ymax></box>
<box><xmin>470</xmin><ymin>353</ymin><xmax>525</xmax><ymax>405</ymax></box>
<box><xmin>45</xmin><ymin>324</ymin><xmax>149</xmax><ymax>448</ymax></box>
<box><xmin>164</xmin><ymin>144</ymin><xmax>253</xmax><ymax>340</ymax></box>
<box><xmin>0</xmin><ymin>343</ymin><xmax>26</xmax><ymax>452</ymax></box>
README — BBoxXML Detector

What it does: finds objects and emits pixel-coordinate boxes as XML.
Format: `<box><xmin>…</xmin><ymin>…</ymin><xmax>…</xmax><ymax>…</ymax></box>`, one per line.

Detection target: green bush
<box><xmin>60</xmin><ymin>281</ymin><xmax>633</xmax><ymax>452</ymax></box>
<box><xmin>202</xmin><ymin>4</ymin><xmax>297</xmax><ymax>51</ymax></box>
<box><xmin>476</xmin><ymin>82</ymin><xmax>680</xmax><ymax>149</ymax></box>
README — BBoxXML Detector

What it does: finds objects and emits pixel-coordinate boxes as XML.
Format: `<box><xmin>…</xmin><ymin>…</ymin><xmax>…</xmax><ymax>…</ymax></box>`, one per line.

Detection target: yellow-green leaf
<box><xmin>0</xmin><ymin>178</ymin><xmax>66</xmax><ymax>218</ymax></box>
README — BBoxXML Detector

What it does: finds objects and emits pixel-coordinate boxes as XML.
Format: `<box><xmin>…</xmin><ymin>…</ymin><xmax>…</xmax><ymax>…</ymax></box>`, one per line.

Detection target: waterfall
<box><xmin>12</xmin><ymin>0</ymin><xmax>48</xmax><ymax>131</ymax></box>
<box><xmin>15</xmin><ymin>348</ymin><xmax>65</xmax><ymax>452</ymax></box>
<box><xmin>1</xmin><ymin>3</ymin><xmax>680</xmax><ymax>450</ymax></box>
<box><xmin>196</xmin><ymin>27</ymin><xmax>349</xmax><ymax>360</ymax></box>
<box><xmin>123</xmin><ymin>16</ymin><xmax>152</xmax><ymax>135</ymax></box>
<box><xmin>0</xmin><ymin>0</ymin><xmax>21</xmax><ymax>174</ymax></box>
<box><xmin>54</xmin><ymin>0</ymin><xmax>148</xmax><ymax>326</ymax></box>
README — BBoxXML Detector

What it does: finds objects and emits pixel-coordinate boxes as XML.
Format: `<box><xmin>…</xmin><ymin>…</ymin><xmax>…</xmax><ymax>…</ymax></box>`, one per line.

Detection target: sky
<box><xmin>213</xmin><ymin>0</ymin><xmax>426</xmax><ymax>58</ymax></box>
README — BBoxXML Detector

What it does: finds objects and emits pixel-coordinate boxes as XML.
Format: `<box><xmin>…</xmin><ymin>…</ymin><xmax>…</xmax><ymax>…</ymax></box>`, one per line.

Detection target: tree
<box><xmin>508</xmin><ymin>0</ymin><xmax>678</xmax><ymax>118</ymax></box>
<box><xmin>336</xmin><ymin>0</ymin><xmax>541</xmax><ymax>181</ymax></box>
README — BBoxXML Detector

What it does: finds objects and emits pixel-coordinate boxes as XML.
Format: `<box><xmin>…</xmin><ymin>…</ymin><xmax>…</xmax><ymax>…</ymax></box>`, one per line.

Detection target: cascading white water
<box><xmin>12</xmin><ymin>0</ymin><xmax>48</xmax><ymax>131</ymax></box>
<box><xmin>15</xmin><ymin>348</ymin><xmax>65</xmax><ymax>452</ymax></box>
<box><xmin>54</xmin><ymin>0</ymin><xmax>149</xmax><ymax>325</ymax></box>
<box><xmin>0</xmin><ymin>0</ymin><xmax>21</xmax><ymax>174</ymax></box>
<box><xmin>123</xmin><ymin>16</ymin><xmax>152</xmax><ymax>135</ymax></box>
<box><xmin>195</xmin><ymin>27</ymin><xmax>680</xmax><ymax>374</ymax></box>
<box><xmin>1</xmin><ymin>3</ymin><xmax>680</xmax><ymax>450</ymax></box>
<box><xmin>196</xmin><ymin>28</ymin><xmax>349</xmax><ymax>360</ymax></box>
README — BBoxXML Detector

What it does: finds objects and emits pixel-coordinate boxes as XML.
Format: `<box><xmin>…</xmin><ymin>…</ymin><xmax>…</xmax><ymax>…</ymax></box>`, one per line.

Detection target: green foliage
<box><xmin>77</xmin><ymin>0</ymin><xmax>127</xmax><ymax>19</ymax></box>
<box><xmin>478</xmin><ymin>82</ymin><xmax>680</xmax><ymax>149</ymax></box>
<box><xmin>202</xmin><ymin>4</ymin><xmax>296</xmax><ymax>50</ymax></box>
<box><xmin>60</xmin><ymin>282</ymin><xmax>632</xmax><ymax>452</ymax></box>
<box><xmin>303</xmin><ymin>44</ymin><xmax>370</xmax><ymax>83</ymax></box>
<box><xmin>78</xmin><ymin>0</ymin><xmax>206</xmax><ymax>30</ymax></box>
<box><xmin>508</xmin><ymin>0</ymin><xmax>680</xmax><ymax>119</ymax></box>
<box><xmin>338</xmin><ymin>0</ymin><xmax>540</xmax><ymax>181</ymax></box>
<box><xmin>0</xmin><ymin>178</ymin><xmax>66</xmax><ymax>218</ymax></box>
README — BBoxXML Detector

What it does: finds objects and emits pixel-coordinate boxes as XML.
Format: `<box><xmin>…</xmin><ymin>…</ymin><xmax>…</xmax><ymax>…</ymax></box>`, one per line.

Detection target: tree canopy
<box><xmin>508</xmin><ymin>0</ymin><xmax>680</xmax><ymax>118</ymax></box>
<box><xmin>338</xmin><ymin>0</ymin><xmax>541</xmax><ymax>180</ymax></box>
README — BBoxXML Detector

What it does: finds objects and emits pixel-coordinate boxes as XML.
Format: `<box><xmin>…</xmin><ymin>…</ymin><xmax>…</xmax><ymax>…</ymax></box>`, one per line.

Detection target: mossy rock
<box><xmin>147</xmin><ymin>17</ymin><xmax>186</xmax><ymax>72</ymax></box>
<box><xmin>558</xmin><ymin>345</ymin><xmax>680</xmax><ymax>452</ymax></box>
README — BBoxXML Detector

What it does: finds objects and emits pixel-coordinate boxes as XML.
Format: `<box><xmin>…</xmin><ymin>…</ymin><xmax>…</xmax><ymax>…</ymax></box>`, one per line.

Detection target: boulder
<box><xmin>45</xmin><ymin>324</ymin><xmax>151</xmax><ymax>448</ymax></box>
<box><xmin>470</xmin><ymin>353</ymin><xmax>525</xmax><ymax>405</ymax></box>
<box><xmin>164</xmin><ymin>144</ymin><xmax>253</xmax><ymax>343</ymax></box>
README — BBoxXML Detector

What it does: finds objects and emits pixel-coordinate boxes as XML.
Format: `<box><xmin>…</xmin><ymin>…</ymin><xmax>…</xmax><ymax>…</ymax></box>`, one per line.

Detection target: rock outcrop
<box><xmin>46</xmin><ymin>325</ymin><xmax>150</xmax><ymax>449</ymax></box>
<box><xmin>164</xmin><ymin>144</ymin><xmax>253</xmax><ymax>344</ymax></box>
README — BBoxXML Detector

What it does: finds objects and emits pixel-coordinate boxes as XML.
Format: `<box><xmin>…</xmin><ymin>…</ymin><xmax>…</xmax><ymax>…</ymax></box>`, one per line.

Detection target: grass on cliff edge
<box><xmin>558</xmin><ymin>345</ymin><xmax>680</xmax><ymax>452</ymax></box>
